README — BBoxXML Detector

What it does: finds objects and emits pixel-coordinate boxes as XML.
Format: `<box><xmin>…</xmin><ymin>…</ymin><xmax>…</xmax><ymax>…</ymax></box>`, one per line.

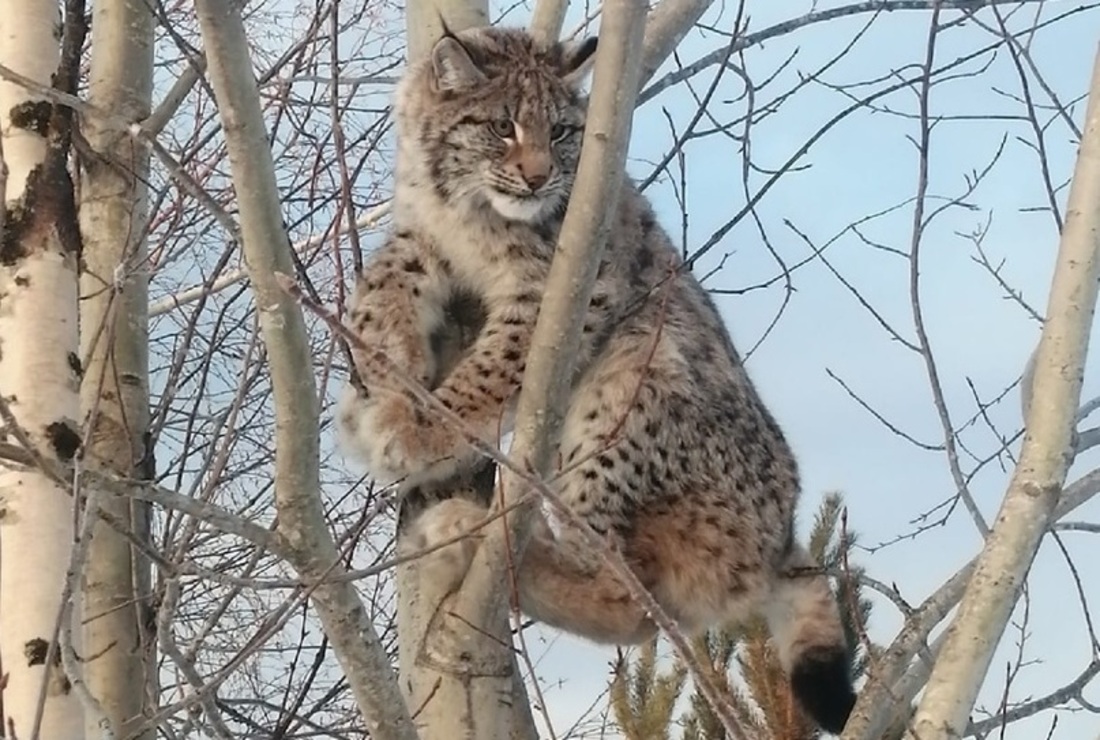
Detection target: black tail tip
<box><xmin>790</xmin><ymin>645</ymin><xmax>857</xmax><ymax>734</ymax></box>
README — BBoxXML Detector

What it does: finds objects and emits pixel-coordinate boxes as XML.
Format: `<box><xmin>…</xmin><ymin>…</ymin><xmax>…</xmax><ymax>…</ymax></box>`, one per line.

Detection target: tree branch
<box><xmin>447</xmin><ymin>0</ymin><xmax>647</xmax><ymax>648</ymax></box>
<box><xmin>148</xmin><ymin>201</ymin><xmax>391</xmax><ymax>318</ymax></box>
<box><xmin>842</xmin><ymin>466</ymin><xmax>1100</xmax><ymax>739</ymax></box>
<box><xmin>638</xmin><ymin>0</ymin><xmax>720</xmax><ymax>87</ymax></box>
<box><xmin>967</xmin><ymin>659</ymin><xmax>1100</xmax><ymax>736</ymax></box>
<box><xmin>904</xmin><ymin>43</ymin><xmax>1100</xmax><ymax>740</ymax></box>
<box><xmin>638</xmin><ymin>0</ymin><xmax>1059</xmax><ymax>107</ymax></box>
<box><xmin>192</xmin><ymin>4</ymin><xmax>418</xmax><ymax>740</ymax></box>
<box><xmin>528</xmin><ymin>0</ymin><xmax>569</xmax><ymax>43</ymax></box>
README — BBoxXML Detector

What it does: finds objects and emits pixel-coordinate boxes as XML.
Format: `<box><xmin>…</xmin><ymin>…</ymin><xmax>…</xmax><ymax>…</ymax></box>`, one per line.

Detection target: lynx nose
<box><xmin>518</xmin><ymin>163</ymin><xmax>549</xmax><ymax>190</ymax></box>
<box><xmin>505</xmin><ymin>132</ymin><xmax>553</xmax><ymax>191</ymax></box>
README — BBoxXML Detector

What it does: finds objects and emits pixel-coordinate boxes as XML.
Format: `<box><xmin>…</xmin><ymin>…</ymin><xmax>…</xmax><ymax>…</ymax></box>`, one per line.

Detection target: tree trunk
<box><xmin>405</xmin><ymin>0</ymin><xmax>489</xmax><ymax>62</ymax></box>
<box><xmin>0</xmin><ymin>0</ymin><xmax>84</xmax><ymax>737</ymax></box>
<box><xmin>78</xmin><ymin>0</ymin><xmax>157</xmax><ymax>736</ymax></box>
<box><xmin>904</xmin><ymin>42</ymin><xmax>1100</xmax><ymax>740</ymax></box>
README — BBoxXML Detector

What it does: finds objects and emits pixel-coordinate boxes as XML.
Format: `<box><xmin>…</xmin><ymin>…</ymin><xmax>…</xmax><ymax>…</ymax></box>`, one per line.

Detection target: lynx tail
<box><xmin>764</xmin><ymin>546</ymin><xmax>857</xmax><ymax>734</ymax></box>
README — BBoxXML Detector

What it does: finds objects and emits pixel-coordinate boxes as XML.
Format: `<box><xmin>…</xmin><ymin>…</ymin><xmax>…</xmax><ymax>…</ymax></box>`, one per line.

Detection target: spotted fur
<box><xmin>336</xmin><ymin>26</ymin><xmax>855</xmax><ymax>733</ymax></box>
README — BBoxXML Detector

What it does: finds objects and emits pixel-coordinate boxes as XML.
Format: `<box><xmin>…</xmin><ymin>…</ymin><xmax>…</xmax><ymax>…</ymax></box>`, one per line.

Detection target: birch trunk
<box><xmin>78</xmin><ymin>0</ymin><xmax>157</xmax><ymax>736</ymax></box>
<box><xmin>904</xmin><ymin>42</ymin><xmax>1100</xmax><ymax>740</ymax></box>
<box><xmin>0</xmin><ymin>0</ymin><xmax>84</xmax><ymax>737</ymax></box>
<box><xmin>405</xmin><ymin>0</ymin><xmax>489</xmax><ymax>63</ymax></box>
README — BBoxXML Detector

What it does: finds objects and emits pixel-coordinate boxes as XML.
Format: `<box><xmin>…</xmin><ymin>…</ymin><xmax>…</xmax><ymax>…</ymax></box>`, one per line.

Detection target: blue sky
<box><xmin>494</xmin><ymin>1</ymin><xmax>1100</xmax><ymax>737</ymax></box>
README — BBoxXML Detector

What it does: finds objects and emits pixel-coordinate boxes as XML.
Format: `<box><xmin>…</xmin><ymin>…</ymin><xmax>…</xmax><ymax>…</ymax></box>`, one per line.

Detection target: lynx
<box><xmin>336</xmin><ymin>26</ymin><xmax>856</xmax><ymax>732</ymax></box>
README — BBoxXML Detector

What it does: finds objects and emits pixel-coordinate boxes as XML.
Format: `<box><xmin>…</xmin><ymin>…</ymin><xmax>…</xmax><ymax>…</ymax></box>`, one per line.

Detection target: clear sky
<box><xmin>498</xmin><ymin>1</ymin><xmax>1100</xmax><ymax>737</ymax></box>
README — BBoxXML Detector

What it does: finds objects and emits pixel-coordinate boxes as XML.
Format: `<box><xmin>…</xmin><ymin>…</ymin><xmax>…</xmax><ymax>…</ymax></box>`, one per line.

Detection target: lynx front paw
<box><xmin>336</xmin><ymin>384</ymin><xmax>376</xmax><ymax>461</ymax></box>
<box><xmin>336</xmin><ymin>385</ymin><xmax>467</xmax><ymax>485</ymax></box>
<box><xmin>400</xmin><ymin>498</ymin><xmax>489</xmax><ymax>595</ymax></box>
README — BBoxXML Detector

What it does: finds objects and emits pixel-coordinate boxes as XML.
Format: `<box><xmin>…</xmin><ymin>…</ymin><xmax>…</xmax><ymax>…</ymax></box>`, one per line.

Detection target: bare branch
<box><xmin>638</xmin><ymin>0</ymin><xmax>1065</xmax><ymax>107</ymax></box>
<box><xmin>967</xmin><ymin>659</ymin><xmax>1100</xmax><ymax>736</ymax></box>
<box><xmin>844</xmin><ymin>467</ymin><xmax>1100</xmax><ymax>739</ymax></box>
<box><xmin>148</xmin><ymin>201</ymin><xmax>391</xmax><ymax>318</ymax></box>
<box><xmin>192</xmin><ymin>3</ymin><xmax>417</xmax><ymax>739</ymax></box>
<box><xmin>905</xmin><ymin>43</ymin><xmax>1100</xmax><ymax>740</ymax></box>
<box><xmin>450</xmin><ymin>0</ymin><xmax>648</xmax><ymax>631</ymax></box>
<box><xmin>638</xmin><ymin>0</ymin><xmax>720</xmax><ymax>87</ymax></box>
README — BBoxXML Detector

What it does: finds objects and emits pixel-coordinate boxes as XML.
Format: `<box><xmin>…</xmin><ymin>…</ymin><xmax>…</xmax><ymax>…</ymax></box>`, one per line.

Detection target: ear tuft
<box><xmin>431</xmin><ymin>36</ymin><xmax>486</xmax><ymax>92</ymax></box>
<box><xmin>561</xmin><ymin>36</ymin><xmax>598</xmax><ymax>88</ymax></box>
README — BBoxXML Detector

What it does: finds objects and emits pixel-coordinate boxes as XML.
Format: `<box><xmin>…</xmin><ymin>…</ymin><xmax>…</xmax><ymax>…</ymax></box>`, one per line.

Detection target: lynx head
<box><xmin>396</xmin><ymin>27</ymin><xmax>598</xmax><ymax>224</ymax></box>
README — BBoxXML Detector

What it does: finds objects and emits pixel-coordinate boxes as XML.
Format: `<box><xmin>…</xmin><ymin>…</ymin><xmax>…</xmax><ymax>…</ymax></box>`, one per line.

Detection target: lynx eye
<box><xmin>489</xmin><ymin>119</ymin><xmax>515</xmax><ymax>139</ymax></box>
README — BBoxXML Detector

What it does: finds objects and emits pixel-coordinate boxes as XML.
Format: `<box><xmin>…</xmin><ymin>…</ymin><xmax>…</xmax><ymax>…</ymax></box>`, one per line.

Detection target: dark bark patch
<box><xmin>0</xmin><ymin>196</ymin><xmax>32</xmax><ymax>265</ymax></box>
<box><xmin>138</xmin><ymin>431</ymin><xmax>156</xmax><ymax>480</ymax></box>
<box><xmin>45</xmin><ymin>420</ymin><xmax>80</xmax><ymax>461</ymax></box>
<box><xmin>1</xmin><ymin>157</ymin><xmax>82</xmax><ymax>265</ymax></box>
<box><xmin>67</xmin><ymin>352</ymin><xmax>81</xmax><ymax>378</ymax></box>
<box><xmin>24</xmin><ymin>637</ymin><xmax>51</xmax><ymax>666</ymax></box>
<box><xmin>9</xmin><ymin>101</ymin><xmax>50</xmax><ymax>137</ymax></box>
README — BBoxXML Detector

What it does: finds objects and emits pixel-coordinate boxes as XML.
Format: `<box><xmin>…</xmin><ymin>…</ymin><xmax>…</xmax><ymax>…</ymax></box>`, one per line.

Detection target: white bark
<box><xmin>0</xmin><ymin>0</ymin><xmax>84</xmax><ymax>737</ymax></box>
<box><xmin>405</xmin><ymin>0</ymin><xmax>489</xmax><ymax>65</ymax></box>
<box><xmin>638</xmin><ymin>0</ymin><xmax>716</xmax><ymax>87</ymax></box>
<box><xmin>0</xmin><ymin>1</ymin><xmax>51</xmax><ymax>192</ymax></box>
<box><xmin>193</xmin><ymin>4</ymin><xmax>418</xmax><ymax>739</ymax></box>
<box><xmin>78</xmin><ymin>0</ymin><xmax>156</xmax><ymax>736</ymax></box>
<box><xmin>904</xmin><ymin>43</ymin><xmax>1100</xmax><ymax>740</ymax></box>
<box><xmin>529</xmin><ymin>0</ymin><xmax>569</xmax><ymax>44</ymax></box>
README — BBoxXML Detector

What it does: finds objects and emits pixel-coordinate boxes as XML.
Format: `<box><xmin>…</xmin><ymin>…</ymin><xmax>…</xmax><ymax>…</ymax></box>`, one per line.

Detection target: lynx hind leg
<box><xmin>399</xmin><ymin>497</ymin><xmax>489</xmax><ymax>596</ymax></box>
<box><xmin>763</xmin><ymin>544</ymin><xmax>856</xmax><ymax>734</ymax></box>
<box><xmin>518</xmin><ymin>519</ymin><xmax>658</xmax><ymax>645</ymax></box>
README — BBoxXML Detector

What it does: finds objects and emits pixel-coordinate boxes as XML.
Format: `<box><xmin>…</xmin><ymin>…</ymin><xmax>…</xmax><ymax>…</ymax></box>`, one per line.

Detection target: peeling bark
<box><xmin>0</xmin><ymin>0</ymin><xmax>86</xmax><ymax>735</ymax></box>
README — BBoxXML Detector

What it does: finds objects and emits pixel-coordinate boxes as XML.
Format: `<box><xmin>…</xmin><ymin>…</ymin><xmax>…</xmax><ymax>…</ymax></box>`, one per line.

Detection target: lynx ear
<box><xmin>561</xmin><ymin>36</ymin><xmax>598</xmax><ymax>89</ymax></box>
<box><xmin>431</xmin><ymin>35</ymin><xmax>487</xmax><ymax>92</ymax></box>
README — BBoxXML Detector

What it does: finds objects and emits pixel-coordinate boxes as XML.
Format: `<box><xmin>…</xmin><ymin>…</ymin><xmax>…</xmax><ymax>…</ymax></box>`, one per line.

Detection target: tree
<box><xmin>78</xmin><ymin>0</ymin><xmax>158</xmax><ymax>735</ymax></box>
<box><xmin>901</xmin><ymin>41</ymin><xmax>1100</xmax><ymax>740</ymax></box>
<box><xmin>0</xmin><ymin>0</ymin><xmax>86</xmax><ymax>736</ymax></box>
<box><xmin>193</xmin><ymin>1</ymin><xmax>417</xmax><ymax>738</ymax></box>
